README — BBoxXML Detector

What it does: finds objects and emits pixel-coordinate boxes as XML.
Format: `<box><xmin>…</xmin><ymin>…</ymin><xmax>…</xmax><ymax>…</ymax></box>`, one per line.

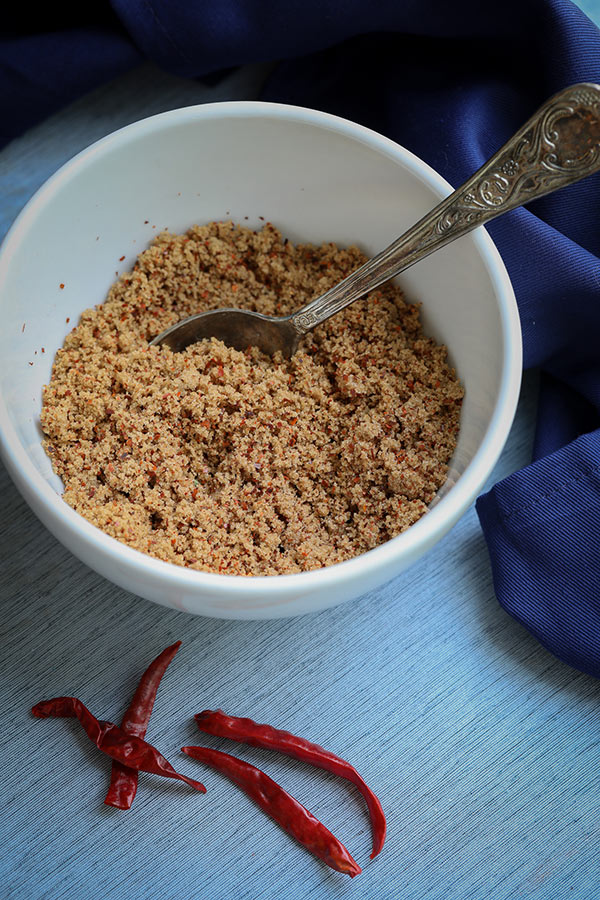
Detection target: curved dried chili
<box><xmin>32</xmin><ymin>697</ymin><xmax>206</xmax><ymax>793</ymax></box>
<box><xmin>105</xmin><ymin>640</ymin><xmax>182</xmax><ymax>810</ymax></box>
<box><xmin>182</xmin><ymin>745</ymin><xmax>361</xmax><ymax>877</ymax></box>
<box><xmin>195</xmin><ymin>708</ymin><xmax>386</xmax><ymax>857</ymax></box>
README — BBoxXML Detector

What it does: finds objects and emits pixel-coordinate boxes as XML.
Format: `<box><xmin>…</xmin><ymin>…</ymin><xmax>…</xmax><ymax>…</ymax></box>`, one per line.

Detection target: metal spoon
<box><xmin>151</xmin><ymin>83</ymin><xmax>600</xmax><ymax>357</ymax></box>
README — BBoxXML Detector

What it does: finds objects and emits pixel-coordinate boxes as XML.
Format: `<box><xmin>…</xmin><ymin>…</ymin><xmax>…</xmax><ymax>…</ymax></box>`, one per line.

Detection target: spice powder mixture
<box><xmin>41</xmin><ymin>222</ymin><xmax>463</xmax><ymax>575</ymax></box>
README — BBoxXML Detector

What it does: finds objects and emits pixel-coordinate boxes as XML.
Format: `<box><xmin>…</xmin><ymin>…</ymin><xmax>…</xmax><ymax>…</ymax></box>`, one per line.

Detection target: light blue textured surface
<box><xmin>578</xmin><ymin>0</ymin><xmax>600</xmax><ymax>21</ymax></box>
<box><xmin>2</xmin><ymin>12</ymin><xmax>600</xmax><ymax>897</ymax></box>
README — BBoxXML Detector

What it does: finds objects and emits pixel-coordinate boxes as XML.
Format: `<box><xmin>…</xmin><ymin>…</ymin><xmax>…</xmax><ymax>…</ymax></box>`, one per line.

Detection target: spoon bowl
<box><xmin>152</xmin><ymin>308</ymin><xmax>301</xmax><ymax>356</ymax></box>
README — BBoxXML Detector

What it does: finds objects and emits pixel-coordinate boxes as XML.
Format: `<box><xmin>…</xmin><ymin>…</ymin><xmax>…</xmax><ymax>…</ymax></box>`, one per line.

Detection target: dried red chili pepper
<box><xmin>182</xmin><ymin>745</ymin><xmax>361</xmax><ymax>878</ymax></box>
<box><xmin>32</xmin><ymin>697</ymin><xmax>206</xmax><ymax>794</ymax></box>
<box><xmin>105</xmin><ymin>640</ymin><xmax>182</xmax><ymax>810</ymax></box>
<box><xmin>195</xmin><ymin>709</ymin><xmax>386</xmax><ymax>858</ymax></box>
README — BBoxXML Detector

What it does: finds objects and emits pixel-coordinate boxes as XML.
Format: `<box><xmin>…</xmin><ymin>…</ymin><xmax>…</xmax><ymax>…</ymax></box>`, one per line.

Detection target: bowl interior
<box><xmin>0</xmin><ymin>103</ymin><xmax>520</xmax><ymax>616</ymax></box>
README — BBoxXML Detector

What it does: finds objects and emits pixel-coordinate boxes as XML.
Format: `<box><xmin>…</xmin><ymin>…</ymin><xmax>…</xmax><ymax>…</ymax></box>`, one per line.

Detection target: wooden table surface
<box><xmin>2</xmin><ymin>8</ymin><xmax>600</xmax><ymax>896</ymax></box>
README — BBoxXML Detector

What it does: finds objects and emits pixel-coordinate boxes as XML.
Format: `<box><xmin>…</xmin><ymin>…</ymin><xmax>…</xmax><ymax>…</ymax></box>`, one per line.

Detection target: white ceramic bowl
<box><xmin>0</xmin><ymin>101</ymin><xmax>521</xmax><ymax>619</ymax></box>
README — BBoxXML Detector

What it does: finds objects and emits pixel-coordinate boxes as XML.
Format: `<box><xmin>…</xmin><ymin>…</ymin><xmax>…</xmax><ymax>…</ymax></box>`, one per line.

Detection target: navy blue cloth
<box><xmin>2</xmin><ymin>1</ymin><xmax>600</xmax><ymax>674</ymax></box>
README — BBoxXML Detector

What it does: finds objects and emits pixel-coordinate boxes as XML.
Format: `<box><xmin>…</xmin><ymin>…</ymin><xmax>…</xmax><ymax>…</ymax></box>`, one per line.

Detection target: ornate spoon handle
<box><xmin>290</xmin><ymin>83</ymin><xmax>600</xmax><ymax>336</ymax></box>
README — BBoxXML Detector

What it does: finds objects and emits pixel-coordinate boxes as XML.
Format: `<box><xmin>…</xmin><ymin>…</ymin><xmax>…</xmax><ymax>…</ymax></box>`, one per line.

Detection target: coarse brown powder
<box><xmin>41</xmin><ymin>221</ymin><xmax>463</xmax><ymax>576</ymax></box>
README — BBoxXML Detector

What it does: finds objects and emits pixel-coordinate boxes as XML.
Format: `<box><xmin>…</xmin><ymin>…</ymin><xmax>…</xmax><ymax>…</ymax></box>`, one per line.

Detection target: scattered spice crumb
<box><xmin>65</xmin><ymin>317</ymin><xmax>70</xmax><ymax>323</ymax></box>
<box><xmin>119</xmin><ymin>256</ymin><xmax>125</xmax><ymax>262</ymax></box>
<box><xmin>41</xmin><ymin>222</ymin><xmax>463</xmax><ymax>576</ymax></box>
<box><xmin>59</xmin><ymin>284</ymin><xmax>65</xmax><ymax>290</ymax></box>
<box><xmin>22</xmin><ymin>323</ymin><xmax>26</xmax><ymax>333</ymax></box>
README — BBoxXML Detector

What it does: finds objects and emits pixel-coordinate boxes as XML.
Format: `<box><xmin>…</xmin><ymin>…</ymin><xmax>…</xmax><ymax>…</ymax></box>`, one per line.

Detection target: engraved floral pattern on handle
<box><xmin>290</xmin><ymin>84</ymin><xmax>600</xmax><ymax>338</ymax></box>
<box><xmin>425</xmin><ymin>84</ymin><xmax>600</xmax><ymax>243</ymax></box>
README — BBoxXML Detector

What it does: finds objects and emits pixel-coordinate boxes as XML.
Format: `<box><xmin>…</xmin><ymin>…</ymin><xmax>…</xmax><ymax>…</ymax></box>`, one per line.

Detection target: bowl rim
<box><xmin>0</xmin><ymin>99</ymin><xmax>522</xmax><ymax>599</ymax></box>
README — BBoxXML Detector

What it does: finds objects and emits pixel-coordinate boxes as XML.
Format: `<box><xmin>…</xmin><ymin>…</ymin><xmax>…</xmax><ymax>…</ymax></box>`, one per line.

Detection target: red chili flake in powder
<box><xmin>40</xmin><ymin>222</ymin><xmax>463</xmax><ymax>580</ymax></box>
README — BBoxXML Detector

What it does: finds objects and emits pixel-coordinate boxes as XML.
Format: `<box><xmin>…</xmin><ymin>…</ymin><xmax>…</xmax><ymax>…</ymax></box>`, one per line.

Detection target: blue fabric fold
<box><xmin>2</xmin><ymin>0</ymin><xmax>600</xmax><ymax>673</ymax></box>
<box><xmin>476</xmin><ymin>432</ymin><xmax>600</xmax><ymax>677</ymax></box>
